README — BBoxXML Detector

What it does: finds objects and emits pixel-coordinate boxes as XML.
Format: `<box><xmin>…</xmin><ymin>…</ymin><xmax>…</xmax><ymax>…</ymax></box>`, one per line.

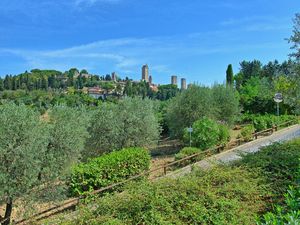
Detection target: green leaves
<box><xmin>183</xmin><ymin>117</ymin><xmax>230</xmax><ymax>150</ymax></box>
<box><xmin>166</xmin><ymin>84</ymin><xmax>239</xmax><ymax>138</ymax></box>
<box><xmin>0</xmin><ymin>103</ymin><xmax>49</xmax><ymax>200</ymax></box>
<box><xmin>69</xmin><ymin>147</ymin><xmax>151</xmax><ymax>196</ymax></box>
<box><xmin>85</xmin><ymin>97</ymin><xmax>160</xmax><ymax>158</ymax></box>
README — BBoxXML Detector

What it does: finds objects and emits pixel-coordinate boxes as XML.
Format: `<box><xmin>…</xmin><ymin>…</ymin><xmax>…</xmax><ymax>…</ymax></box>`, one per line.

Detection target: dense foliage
<box><xmin>241</xmin><ymin>114</ymin><xmax>299</xmax><ymax>131</ymax></box>
<box><xmin>174</xmin><ymin>147</ymin><xmax>204</xmax><ymax>166</ymax></box>
<box><xmin>236</xmin><ymin>59</ymin><xmax>300</xmax><ymax>115</ymax></box>
<box><xmin>259</xmin><ymin>180</ymin><xmax>300</xmax><ymax>224</ymax></box>
<box><xmin>183</xmin><ymin>117</ymin><xmax>230</xmax><ymax>150</ymax></box>
<box><xmin>69</xmin><ymin>147</ymin><xmax>150</xmax><ymax>196</ymax></box>
<box><xmin>166</xmin><ymin>84</ymin><xmax>239</xmax><ymax>138</ymax></box>
<box><xmin>84</xmin><ymin>97</ymin><xmax>160</xmax><ymax>158</ymax></box>
<box><xmin>0</xmin><ymin>103</ymin><xmax>89</xmax><ymax>224</ymax></box>
<box><xmin>58</xmin><ymin>139</ymin><xmax>300</xmax><ymax>225</ymax></box>
<box><xmin>61</xmin><ymin>167</ymin><xmax>267</xmax><ymax>225</ymax></box>
<box><xmin>240</xmin><ymin>124</ymin><xmax>255</xmax><ymax>141</ymax></box>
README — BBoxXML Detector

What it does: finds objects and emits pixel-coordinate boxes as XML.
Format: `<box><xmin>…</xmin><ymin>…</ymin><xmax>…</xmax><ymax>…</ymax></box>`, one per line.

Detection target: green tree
<box><xmin>211</xmin><ymin>84</ymin><xmax>240</xmax><ymax>125</ymax></box>
<box><xmin>288</xmin><ymin>13</ymin><xmax>300</xmax><ymax>60</ymax></box>
<box><xmin>166</xmin><ymin>85</ymin><xmax>213</xmax><ymax>138</ymax></box>
<box><xmin>239</xmin><ymin>60</ymin><xmax>262</xmax><ymax>83</ymax></box>
<box><xmin>85</xmin><ymin>97</ymin><xmax>160</xmax><ymax>158</ymax></box>
<box><xmin>156</xmin><ymin>84</ymin><xmax>179</xmax><ymax>100</ymax></box>
<box><xmin>0</xmin><ymin>78</ymin><xmax>4</xmax><ymax>91</ymax></box>
<box><xmin>0</xmin><ymin>103</ymin><xmax>49</xmax><ymax>224</ymax></box>
<box><xmin>40</xmin><ymin>106</ymin><xmax>90</xmax><ymax>180</ymax></box>
<box><xmin>239</xmin><ymin>77</ymin><xmax>274</xmax><ymax>114</ymax></box>
<box><xmin>226</xmin><ymin>64</ymin><xmax>234</xmax><ymax>86</ymax></box>
<box><xmin>0</xmin><ymin>104</ymin><xmax>90</xmax><ymax>224</ymax></box>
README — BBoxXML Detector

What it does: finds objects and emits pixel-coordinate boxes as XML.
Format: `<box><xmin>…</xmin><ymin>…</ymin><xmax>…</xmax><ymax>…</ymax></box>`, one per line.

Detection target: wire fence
<box><xmin>2</xmin><ymin>120</ymin><xmax>298</xmax><ymax>225</ymax></box>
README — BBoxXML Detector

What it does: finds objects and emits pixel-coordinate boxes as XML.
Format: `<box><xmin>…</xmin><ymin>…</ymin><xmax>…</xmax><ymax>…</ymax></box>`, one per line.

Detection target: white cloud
<box><xmin>0</xmin><ymin>32</ymin><xmax>287</xmax><ymax>80</ymax></box>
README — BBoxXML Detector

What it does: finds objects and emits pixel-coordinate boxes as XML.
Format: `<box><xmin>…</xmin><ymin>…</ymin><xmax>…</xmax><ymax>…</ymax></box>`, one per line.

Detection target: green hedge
<box><xmin>69</xmin><ymin>147</ymin><xmax>151</xmax><ymax>196</ymax></box>
<box><xmin>241</xmin><ymin>114</ymin><xmax>298</xmax><ymax>132</ymax></box>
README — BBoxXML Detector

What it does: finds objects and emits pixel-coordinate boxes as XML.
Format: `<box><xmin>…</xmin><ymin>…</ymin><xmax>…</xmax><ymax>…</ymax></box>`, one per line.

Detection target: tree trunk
<box><xmin>3</xmin><ymin>198</ymin><xmax>12</xmax><ymax>225</ymax></box>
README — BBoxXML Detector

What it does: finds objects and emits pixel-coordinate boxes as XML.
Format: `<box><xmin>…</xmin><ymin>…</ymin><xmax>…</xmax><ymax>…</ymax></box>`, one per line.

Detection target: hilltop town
<box><xmin>0</xmin><ymin>64</ymin><xmax>187</xmax><ymax>101</ymax></box>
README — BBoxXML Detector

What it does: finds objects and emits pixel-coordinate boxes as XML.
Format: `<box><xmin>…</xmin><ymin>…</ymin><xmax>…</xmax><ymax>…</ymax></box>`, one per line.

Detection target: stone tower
<box><xmin>171</xmin><ymin>75</ymin><xmax>178</xmax><ymax>86</ymax></box>
<box><xmin>142</xmin><ymin>64</ymin><xmax>149</xmax><ymax>82</ymax></box>
<box><xmin>181</xmin><ymin>78</ymin><xmax>187</xmax><ymax>90</ymax></box>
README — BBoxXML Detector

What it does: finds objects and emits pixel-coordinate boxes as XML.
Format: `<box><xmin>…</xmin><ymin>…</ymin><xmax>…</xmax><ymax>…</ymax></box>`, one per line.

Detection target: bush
<box><xmin>175</xmin><ymin>147</ymin><xmax>203</xmax><ymax>166</ymax></box>
<box><xmin>259</xmin><ymin>185</ymin><xmax>300</xmax><ymax>224</ymax></box>
<box><xmin>57</xmin><ymin>139</ymin><xmax>300</xmax><ymax>225</ymax></box>
<box><xmin>184</xmin><ymin>117</ymin><xmax>230</xmax><ymax>150</ymax></box>
<box><xmin>59</xmin><ymin>167</ymin><xmax>267</xmax><ymax>225</ymax></box>
<box><xmin>69</xmin><ymin>147</ymin><xmax>151</xmax><ymax>196</ymax></box>
<box><xmin>241</xmin><ymin>114</ymin><xmax>298</xmax><ymax>132</ymax></box>
<box><xmin>218</xmin><ymin>124</ymin><xmax>231</xmax><ymax>145</ymax></box>
<box><xmin>240</xmin><ymin>124</ymin><xmax>255</xmax><ymax>142</ymax></box>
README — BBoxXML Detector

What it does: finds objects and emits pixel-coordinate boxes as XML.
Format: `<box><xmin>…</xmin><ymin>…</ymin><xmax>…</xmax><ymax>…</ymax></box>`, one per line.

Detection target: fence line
<box><xmin>12</xmin><ymin>120</ymin><xmax>298</xmax><ymax>224</ymax></box>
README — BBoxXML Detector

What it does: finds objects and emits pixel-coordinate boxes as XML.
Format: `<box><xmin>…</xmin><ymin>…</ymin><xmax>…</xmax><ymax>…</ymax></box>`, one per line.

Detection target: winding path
<box><xmin>165</xmin><ymin>124</ymin><xmax>300</xmax><ymax>179</ymax></box>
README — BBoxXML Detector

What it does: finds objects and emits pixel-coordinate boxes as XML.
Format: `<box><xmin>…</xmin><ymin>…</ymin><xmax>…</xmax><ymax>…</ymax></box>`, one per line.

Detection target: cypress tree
<box><xmin>226</xmin><ymin>64</ymin><xmax>234</xmax><ymax>86</ymax></box>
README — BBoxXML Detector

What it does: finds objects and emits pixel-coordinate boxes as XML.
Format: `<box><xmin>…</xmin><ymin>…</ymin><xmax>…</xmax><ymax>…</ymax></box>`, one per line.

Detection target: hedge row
<box><xmin>241</xmin><ymin>114</ymin><xmax>298</xmax><ymax>131</ymax></box>
<box><xmin>69</xmin><ymin>147</ymin><xmax>151</xmax><ymax>196</ymax></box>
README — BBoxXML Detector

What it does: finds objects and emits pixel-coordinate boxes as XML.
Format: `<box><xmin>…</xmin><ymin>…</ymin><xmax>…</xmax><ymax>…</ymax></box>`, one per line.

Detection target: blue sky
<box><xmin>0</xmin><ymin>0</ymin><xmax>299</xmax><ymax>85</ymax></box>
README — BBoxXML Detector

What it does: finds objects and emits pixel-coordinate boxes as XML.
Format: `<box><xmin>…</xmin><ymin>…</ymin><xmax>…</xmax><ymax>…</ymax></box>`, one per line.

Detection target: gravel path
<box><xmin>165</xmin><ymin>124</ymin><xmax>300</xmax><ymax>179</ymax></box>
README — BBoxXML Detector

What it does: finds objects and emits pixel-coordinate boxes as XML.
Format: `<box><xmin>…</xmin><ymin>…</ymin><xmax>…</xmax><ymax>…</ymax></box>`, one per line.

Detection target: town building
<box><xmin>149</xmin><ymin>75</ymin><xmax>153</xmax><ymax>84</ymax></box>
<box><xmin>87</xmin><ymin>87</ymin><xmax>105</xmax><ymax>99</ymax></box>
<box><xmin>181</xmin><ymin>78</ymin><xmax>187</xmax><ymax>90</ymax></box>
<box><xmin>171</xmin><ymin>75</ymin><xmax>178</xmax><ymax>86</ymax></box>
<box><xmin>142</xmin><ymin>64</ymin><xmax>149</xmax><ymax>82</ymax></box>
<box><xmin>112</xmin><ymin>72</ymin><xmax>117</xmax><ymax>82</ymax></box>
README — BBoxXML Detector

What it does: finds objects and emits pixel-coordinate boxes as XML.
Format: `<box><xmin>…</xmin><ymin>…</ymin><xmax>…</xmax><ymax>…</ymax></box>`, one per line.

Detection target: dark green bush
<box><xmin>258</xmin><ymin>157</ymin><xmax>300</xmax><ymax>224</ymax></box>
<box><xmin>240</xmin><ymin>124</ymin><xmax>255</xmax><ymax>142</ymax></box>
<box><xmin>69</xmin><ymin>147</ymin><xmax>151</xmax><ymax>196</ymax></box>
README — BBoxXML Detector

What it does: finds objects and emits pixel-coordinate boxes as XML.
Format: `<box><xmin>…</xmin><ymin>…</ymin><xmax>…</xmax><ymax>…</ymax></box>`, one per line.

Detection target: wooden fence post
<box><xmin>163</xmin><ymin>166</ymin><xmax>167</xmax><ymax>175</ymax></box>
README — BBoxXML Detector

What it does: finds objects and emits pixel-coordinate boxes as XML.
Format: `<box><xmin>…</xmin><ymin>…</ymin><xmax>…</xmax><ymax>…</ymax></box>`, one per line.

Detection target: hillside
<box><xmin>45</xmin><ymin>139</ymin><xmax>300</xmax><ymax>225</ymax></box>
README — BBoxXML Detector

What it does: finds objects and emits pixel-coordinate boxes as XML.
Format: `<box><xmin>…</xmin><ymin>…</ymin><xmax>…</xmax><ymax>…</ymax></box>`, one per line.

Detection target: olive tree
<box><xmin>0</xmin><ymin>104</ymin><xmax>49</xmax><ymax>224</ymax></box>
<box><xmin>166</xmin><ymin>85</ymin><xmax>213</xmax><ymax>138</ymax></box>
<box><xmin>211</xmin><ymin>84</ymin><xmax>240</xmax><ymax>125</ymax></box>
<box><xmin>0</xmin><ymin>104</ymin><xmax>90</xmax><ymax>224</ymax></box>
<box><xmin>85</xmin><ymin>97</ymin><xmax>160</xmax><ymax>158</ymax></box>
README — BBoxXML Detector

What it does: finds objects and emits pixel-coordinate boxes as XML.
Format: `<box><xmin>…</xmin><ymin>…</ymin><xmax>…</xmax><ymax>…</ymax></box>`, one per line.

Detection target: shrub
<box><xmin>218</xmin><ymin>124</ymin><xmax>231</xmax><ymax>145</ymax></box>
<box><xmin>241</xmin><ymin>114</ymin><xmax>299</xmax><ymax>132</ymax></box>
<box><xmin>175</xmin><ymin>147</ymin><xmax>203</xmax><ymax>166</ymax></box>
<box><xmin>253</xmin><ymin>116</ymin><xmax>268</xmax><ymax>131</ymax></box>
<box><xmin>57</xmin><ymin>139</ymin><xmax>300</xmax><ymax>225</ymax></box>
<box><xmin>69</xmin><ymin>147</ymin><xmax>151</xmax><ymax>196</ymax></box>
<box><xmin>184</xmin><ymin>117</ymin><xmax>230</xmax><ymax>150</ymax></box>
<box><xmin>240</xmin><ymin>124</ymin><xmax>255</xmax><ymax>142</ymax></box>
<box><xmin>259</xmin><ymin>186</ymin><xmax>300</xmax><ymax>225</ymax></box>
<box><xmin>59</xmin><ymin>167</ymin><xmax>267</xmax><ymax>225</ymax></box>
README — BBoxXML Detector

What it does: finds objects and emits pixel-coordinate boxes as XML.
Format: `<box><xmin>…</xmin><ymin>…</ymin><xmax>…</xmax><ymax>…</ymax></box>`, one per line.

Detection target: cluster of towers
<box><xmin>171</xmin><ymin>75</ymin><xmax>186</xmax><ymax>90</ymax></box>
<box><xmin>141</xmin><ymin>64</ymin><xmax>187</xmax><ymax>90</ymax></box>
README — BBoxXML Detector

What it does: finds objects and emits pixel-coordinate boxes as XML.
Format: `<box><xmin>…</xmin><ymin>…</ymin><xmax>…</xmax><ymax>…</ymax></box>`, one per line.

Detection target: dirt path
<box><xmin>164</xmin><ymin>124</ymin><xmax>300</xmax><ymax>179</ymax></box>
